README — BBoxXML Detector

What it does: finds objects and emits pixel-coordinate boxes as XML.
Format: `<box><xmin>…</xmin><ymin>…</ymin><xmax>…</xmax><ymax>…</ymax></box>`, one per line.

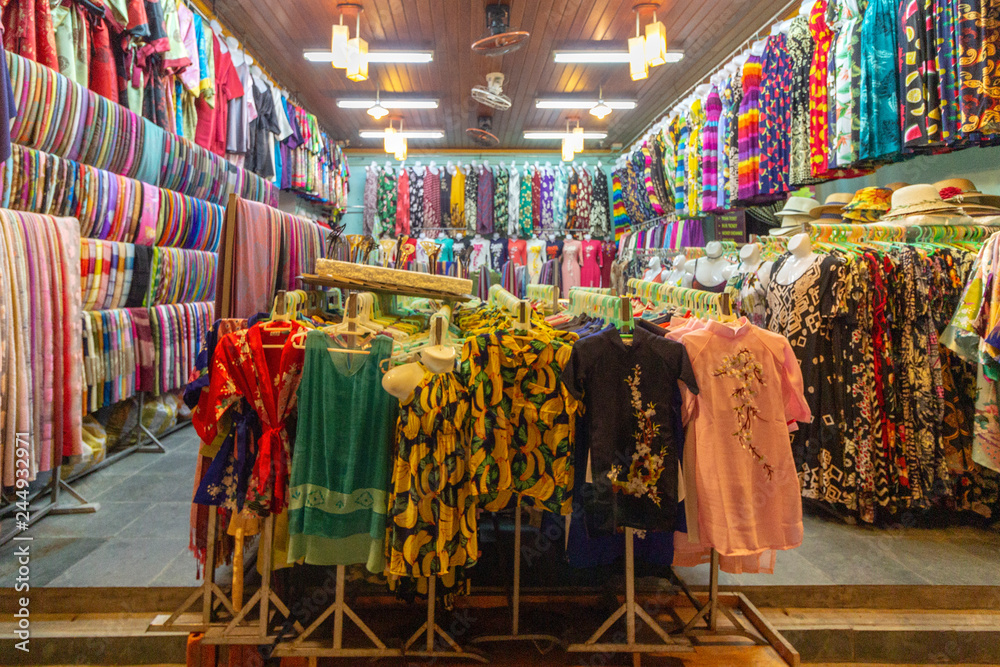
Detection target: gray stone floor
<box><xmin>3</xmin><ymin>427</ymin><xmax>1000</xmax><ymax>588</ymax></box>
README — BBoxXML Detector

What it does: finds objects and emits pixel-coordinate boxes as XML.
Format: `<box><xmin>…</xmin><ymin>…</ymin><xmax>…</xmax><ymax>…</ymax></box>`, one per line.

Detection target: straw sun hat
<box><xmin>881</xmin><ymin>184</ymin><xmax>961</xmax><ymax>220</ymax></box>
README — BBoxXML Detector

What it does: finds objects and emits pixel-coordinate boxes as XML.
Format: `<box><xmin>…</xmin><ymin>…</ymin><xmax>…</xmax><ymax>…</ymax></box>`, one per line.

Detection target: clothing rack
<box><xmin>804</xmin><ymin>221</ymin><xmax>1000</xmax><ymax>244</ymax></box>
<box><xmin>471</xmin><ymin>285</ymin><xmax>558</xmax><ymax>654</ymax></box>
<box><xmin>567</xmin><ymin>290</ymin><xmax>690</xmax><ymax>664</ymax></box>
<box><xmin>624</xmin><ymin>212</ymin><xmax>680</xmax><ymax>232</ymax></box>
<box><xmin>622</xmin><ymin>279</ymin><xmax>798</xmax><ymax>666</ymax></box>
<box><xmin>526</xmin><ymin>283</ymin><xmax>559</xmax><ymax>314</ymax></box>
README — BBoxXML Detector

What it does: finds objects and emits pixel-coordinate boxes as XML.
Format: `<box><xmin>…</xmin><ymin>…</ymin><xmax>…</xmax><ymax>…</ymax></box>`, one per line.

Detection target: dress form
<box><xmin>737</xmin><ymin>242</ymin><xmax>772</xmax><ymax>289</ymax></box>
<box><xmin>665</xmin><ymin>255</ymin><xmax>689</xmax><ymax>287</ymax></box>
<box><xmin>561</xmin><ymin>237</ymin><xmax>583</xmax><ymax>297</ymax></box>
<box><xmin>643</xmin><ymin>257</ymin><xmax>665</xmax><ymax>283</ymax></box>
<box><xmin>686</xmin><ymin>241</ymin><xmax>734</xmax><ymax>290</ymax></box>
<box><xmin>526</xmin><ymin>236</ymin><xmax>547</xmax><ymax>284</ymax></box>
<box><xmin>774</xmin><ymin>233</ymin><xmax>818</xmax><ymax>284</ymax></box>
<box><xmin>382</xmin><ymin>332</ymin><xmax>456</xmax><ymax>400</ymax></box>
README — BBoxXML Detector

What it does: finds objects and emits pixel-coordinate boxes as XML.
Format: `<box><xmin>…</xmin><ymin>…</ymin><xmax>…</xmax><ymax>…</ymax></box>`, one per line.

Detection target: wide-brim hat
<box><xmin>882</xmin><ymin>184</ymin><xmax>961</xmax><ymax>220</ymax></box>
<box><xmin>934</xmin><ymin>178</ymin><xmax>1000</xmax><ymax>209</ymax></box>
<box><xmin>842</xmin><ymin>187</ymin><xmax>892</xmax><ymax>222</ymax></box>
<box><xmin>774</xmin><ymin>196</ymin><xmax>820</xmax><ymax>218</ymax></box>
<box><xmin>809</xmin><ymin>192</ymin><xmax>855</xmax><ymax>218</ymax></box>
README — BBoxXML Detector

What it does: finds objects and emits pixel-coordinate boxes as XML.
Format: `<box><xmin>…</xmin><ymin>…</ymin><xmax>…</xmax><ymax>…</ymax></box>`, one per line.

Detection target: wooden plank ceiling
<box><xmin>211</xmin><ymin>0</ymin><xmax>792</xmax><ymax>151</ymax></box>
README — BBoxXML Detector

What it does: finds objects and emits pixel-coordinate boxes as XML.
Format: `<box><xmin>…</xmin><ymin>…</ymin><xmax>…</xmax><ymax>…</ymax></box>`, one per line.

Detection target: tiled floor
<box><xmin>3</xmin><ymin>427</ymin><xmax>1000</xmax><ymax>588</ymax></box>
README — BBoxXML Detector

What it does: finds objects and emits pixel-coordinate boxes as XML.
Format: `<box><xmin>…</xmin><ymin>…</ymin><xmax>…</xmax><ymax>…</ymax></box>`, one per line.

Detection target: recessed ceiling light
<box><xmin>338</xmin><ymin>98</ymin><xmax>439</xmax><ymax>110</ymax></box>
<box><xmin>552</xmin><ymin>50</ymin><xmax>683</xmax><ymax>64</ymax></box>
<box><xmin>535</xmin><ymin>99</ymin><xmax>636</xmax><ymax>110</ymax></box>
<box><xmin>523</xmin><ymin>131</ymin><xmax>607</xmax><ymax>140</ymax></box>
<box><xmin>304</xmin><ymin>50</ymin><xmax>434</xmax><ymax>63</ymax></box>
<box><xmin>360</xmin><ymin>129</ymin><xmax>444</xmax><ymax>139</ymax></box>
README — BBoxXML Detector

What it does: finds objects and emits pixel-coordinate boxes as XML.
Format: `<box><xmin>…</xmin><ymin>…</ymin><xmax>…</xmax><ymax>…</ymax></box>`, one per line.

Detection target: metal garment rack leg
<box><xmin>149</xmin><ymin>506</ymin><xmax>237</xmax><ymax>634</ymax></box>
<box><xmin>567</xmin><ymin>528</ymin><xmax>692</xmax><ymax>665</ymax></box>
<box><xmin>672</xmin><ymin>548</ymin><xmax>800</xmax><ymax>667</ymax></box>
<box><xmin>471</xmin><ymin>501</ymin><xmax>561</xmax><ymax>653</ymax></box>
<box><xmin>274</xmin><ymin>564</ymin><xmax>402</xmax><ymax>659</ymax></box>
<box><xmin>403</xmin><ymin>577</ymin><xmax>488</xmax><ymax>662</ymax></box>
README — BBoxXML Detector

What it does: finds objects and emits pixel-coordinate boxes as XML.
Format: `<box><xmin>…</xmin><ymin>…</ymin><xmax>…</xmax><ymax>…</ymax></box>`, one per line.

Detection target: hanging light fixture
<box><xmin>561</xmin><ymin>137</ymin><xmax>574</xmax><ymax>162</ymax></box>
<box><xmin>572</xmin><ymin>123</ymin><xmax>585</xmax><ymax>153</ymax></box>
<box><xmin>644</xmin><ymin>12</ymin><xmax>667</xmax><ymax>67</ymax></box>
<box><xmin>346</xmin><ymin>13</ymin><xmax>368</xmax><ymax>82</ymax></box>
<box><xmin>393</xmin><ymin>120</ymin><xmax>408</xmax><ymax>160</ymax></box>
<box><xmin>367</xmin><ymin>88</ymin><xmax>388</xmax><ymax>120</ymax></box>
<box><xmin>590</xmin><ymin>87</ymin><xmax>613</xmax><ymax>119</ymax></box>
<box><xmin>628</xmin><ymin>13</ymin><xmax>648</xmax><ymax>81</ymax></box>
<box><xmin>383</xmin><ymin>122</ymin><xmax>397</xmax><ymax>153</ymax></box>
<box><xmin>331</xmin><ymin>14</ymin><xmax>349</xmax><ymax>69</ymax></box>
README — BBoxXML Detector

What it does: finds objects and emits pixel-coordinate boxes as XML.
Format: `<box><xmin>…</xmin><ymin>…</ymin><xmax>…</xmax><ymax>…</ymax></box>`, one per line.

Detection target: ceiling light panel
<box><xmin>523</xmin><ymin>131</ymin><xmax>607</xmax><ymax>140</ymax></box>
<box><xmin>360</xmin><ymin>130</ymin><xmax>444</xmax><ymax>139</ymax></box>
<box><xmin>535</xmin><ymin>99</ymin><xmax>636</xmax><ymax>110</ymax></box>
<box><xmin>304</xmin><ymin>50</ymin><xmax>434</xmax><ymax>63</ymax></box>
<box><xmin>338</xmin><ymin>99</ymin><xmax>439</xmax><ymax>109</ymax></box>
<box><xmin>552</xmin><ymin>50</ymin><xmax>683</xmax><ymax>64</ymax></box>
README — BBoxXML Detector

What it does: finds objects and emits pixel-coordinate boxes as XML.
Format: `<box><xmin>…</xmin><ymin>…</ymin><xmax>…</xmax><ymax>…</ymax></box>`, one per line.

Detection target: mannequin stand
<box><xmin>150</xmin><ymin>506</ymin><xmax>235</xmax><ymax>633</ymax></box>
<box><xmin>276</xmin><ymin>564</ymin><xmax>402</xmax><ymax>659</ymax></box>
<box><xmin>403</xmin><ymin>577</ymin><xmax>488</xmax><ymax>662</ymax></box>
<box><xmin>471</xmin><ymin>503</ymin><xmax>561</xmax><ymax>653</ymax></box>
<box><xmin>567</xmin><ymin>528</ymin><xmax>691</xmax><ymax>665</ymax></box>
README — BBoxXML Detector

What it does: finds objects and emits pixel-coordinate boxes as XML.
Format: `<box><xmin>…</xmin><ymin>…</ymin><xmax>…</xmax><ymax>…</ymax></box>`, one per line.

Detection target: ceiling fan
<box><xmin>471</xmin><ymin>72</ymin><xmax>512</xmax><ymax>110</ymax></box>
<box><xmin>466</xmin><ymin>115</ymin><xmax>500</xmax><ymax>146</ymax></box>
<box><xmin>472</xmin><ymin>3</ymin><xmax>529</xmax><ymax>56</ymax></box>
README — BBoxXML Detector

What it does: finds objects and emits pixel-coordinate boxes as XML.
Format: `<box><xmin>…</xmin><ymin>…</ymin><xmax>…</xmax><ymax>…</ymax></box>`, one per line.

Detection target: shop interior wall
<box><xmin>813</xmin><ymin>144</ymin><xmax>1000</xmax><ymax>202</ymax></box>
<box><xmin>342</xmin><ymin>150</ymin><xmax>616</xmax><ymax>235</ymax></box>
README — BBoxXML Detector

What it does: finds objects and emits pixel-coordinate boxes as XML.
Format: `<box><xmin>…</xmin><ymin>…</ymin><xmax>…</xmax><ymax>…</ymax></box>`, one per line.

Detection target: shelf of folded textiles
<box><xmin>299</xmin><ymin>273</ymin><xmax>474</xmax><ymax>302</ymax></box>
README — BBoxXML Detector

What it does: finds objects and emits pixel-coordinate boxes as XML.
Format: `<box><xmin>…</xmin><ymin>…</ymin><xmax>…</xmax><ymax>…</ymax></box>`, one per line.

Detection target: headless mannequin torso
<box><xmin>774</xmin><ymin>233</ymin><xmax>818</xmax><ymax>284</ymax></box>
<box><xmin>686</xmin><ymin>242</ymin><xmax>734</xmax><ymax>292</ymax></box>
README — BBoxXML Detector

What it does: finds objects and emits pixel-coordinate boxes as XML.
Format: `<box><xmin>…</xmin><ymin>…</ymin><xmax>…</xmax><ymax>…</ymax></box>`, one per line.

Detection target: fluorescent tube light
<box><xmin>535</xmin><ymin>99</ymin><xmax>636</xmax><ymax>110</ymax></box>
<box><xmin>338</xmin><ymin>98</ymin><xmax>439</xmax><ymax>109</ymax></box>
<box><xmin>360</xmin><ymin>130</ymin><xmax>445</xmax><ymax>139</ymax></box>
<box><xmin>552</xmin><ymin>50</ymin><xmax>683</xmax><ymax>64</ymax></box>
<box><xmin>523</xmin><ymin>131</ymin><xmax>607</xmax><ymax>140</ymax></box>
<box><xmin>303</xmin><ymin>50</ymin><xmax>433</xmax><ymax>63</ymax></box>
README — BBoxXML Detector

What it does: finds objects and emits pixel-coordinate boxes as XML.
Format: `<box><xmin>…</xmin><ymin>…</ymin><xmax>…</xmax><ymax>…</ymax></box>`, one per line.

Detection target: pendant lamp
<box><xmin>629</xmin><ymin>14</ymin><xmax>648</xmax><ymax>81</ymax></box>
<box><xmin>590</xmin><ymin>87</ymin><xmax>613</xmax><ymax>120</ymax></box>
<box><xmin>572</xmin><ymin>124</ymin><xmax>585</xmax><ymax>153</ymax></box>
<box><xmin>331</xmin><ymin>15</ymin><xmax>349</xmax><ymax>69</ymax></box>
<box><xmin>561</xmin><ymin>137</ymin><xmax>574</xmax><ymax>162</ymax></box>
<box><xmin>384</xmin><ymin>124</ymin><xmax>397</xmax><ymax>153</ymax></box>
<box><xmin>644</xmin><ymin>13</ymin><xmax>667</xmax><ymax>67</ymax></box>
<box><xmin>346</xmin><ymin>13</ymin><xmax>368</xmax><ymax>82</ymax></box>
<box><xmin>368</xmin><ymin>89</ymin><xmax>388</xmax><ymax>120</ymax></box>
<box><xmin>394</xmin><ymin>136</ymin><xmax>408</xmax><ymax>161</ymax></box>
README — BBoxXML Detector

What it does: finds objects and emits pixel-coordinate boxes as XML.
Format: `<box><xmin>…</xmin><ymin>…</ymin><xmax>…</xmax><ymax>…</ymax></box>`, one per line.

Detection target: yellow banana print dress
<box><xmin>386</xmin><ymin>369</ymin><xmax>479</xmax><ymax>582</ymax></box>
<box><xmin>461</xmin><ymin>330</ymin><xmax>578</xmax><ymax>514</ymax></box>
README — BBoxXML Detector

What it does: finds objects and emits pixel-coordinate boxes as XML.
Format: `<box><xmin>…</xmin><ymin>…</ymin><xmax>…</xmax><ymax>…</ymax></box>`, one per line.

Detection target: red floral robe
<box><xmin>2</xmin><ymin>0</ymin><xmax>59</xmax><ymax>70</ymax></box>
<box><xmin>192</xmin><ymin>320</ymin><xmax>306</xmax><ymax>515</ymax></box>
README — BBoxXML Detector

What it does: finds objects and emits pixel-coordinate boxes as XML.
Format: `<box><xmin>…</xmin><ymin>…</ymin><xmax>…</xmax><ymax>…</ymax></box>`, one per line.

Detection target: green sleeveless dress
<box><xmin>287</xmin><ymin>331</ymin><xmax>397</xmax><ymax>571</ymax></box>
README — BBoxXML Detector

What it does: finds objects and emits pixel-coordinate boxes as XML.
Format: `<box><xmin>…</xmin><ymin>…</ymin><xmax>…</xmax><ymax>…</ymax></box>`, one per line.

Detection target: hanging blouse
<box><xmin>461</xmin><ymin>331</ymin><xmax>577</xmax><ymax>514</ymax></box>
<box><xmin>859</xmin><ymin>0</ymin><xmax>902</xmax><ymax>160</ymax></box>
<box><xmin>507</xmin><ymin>168</ymin><xmax>520</xmax><ymax>235</ymax></box>
<box><xmin>956</xmin><ymin>0</ymin><xmax>1000</xmax><ymax>135</ymax></box>
<box><xmin>759</xmin><ymin>33</ymin><xmax>792</xmax><ymax>197</ymax></box>
<box><xmin>787</xmin><ymin>16</ymin><xmax>818</xmax><ymax>185</ymax></box>
<box><xmin>576</xmin><ymin>166</ymin><xmax>592</xmax><ymax>232</ymax></box>
<box><xmin>553</xmin><ymin>166</ymin><xmax>568</xmax><ymax>229</ymax></box>
<box><xmin>830</xmin><ymin>0</ymin><xmax>864</xmax><ymax>165</ymax></box>
<box><xmin>899</xmin><ymin>0</ymin><xmax>943</xmax><ymax>147</ymax></box>
<box><xmin>808</xmin><ymin>0</ymin><xmax>834</xmax><ymax>177</ymax></box>
<box><xmin>590</xmin><ymin>165</ymin><xmax>610</xmax><ymax>238</ymax></box>
<box><xmin>724</xmin><ymin>73</ymin><xmax>743</xmax><ymax>202</ymax></box>
<box><xmin>464</xmin><ymin>167</ymin><xmax>478</xmax><ymax>231</ymax></box>
<box><xmin>450</xmin><ymin>168</ymin><xmax>465</xmax><ymax>229</ymax></box>
<box><xmin>375</xmin><ymin>168</ymin><xmax>397</xmax><ymax>238</ymax></box>
<box><xmin>409</xmin><ymin>167</ymin><xmax>425</xmax><ymax>232</ymax></box>
<box><xmin>519</xmin><ymin>168</ymin><xmax>533</xmax><ymax>236</ymax></box>
<box><xmin>362</xmin><ymin>167</ymin><xmax>377</xmax><ymax>236</ymax></box>
<box><xmin>531</xmin><ymin>167</ymin><xmax>542</xmax><ymax>231</ymax></box>
<box><xmin>737</xmin><ymin>55</ymin><xmax>762</xmax><ymax>201</ymax></box>
<box><xmin>423</xmin><ymin>166</ymin><xmax>441</xmax><ymax>229</ymax></box>
<box><xmin>541</xmin><ymin>167</ymin><xmax>556</xmax><ymax>230</ymax></box>
<box><xmin>686</xmin><ymin>100</ymin><xmax>705</xmax><ymax>215</ymax></box>
<box><xmin>702</xmin><ymin>87</ymin><xmax>722</xmax><ymax>212</ymax></box>
<box><xmin>395</xmin><ymin>167</ymin><xmax>410</xmax><ymax>237</ymax></box>
<box><xmin>476</xmin><ymin>166</ymin><xmax>494</xmax><ymax>234</ymax></box>
<box><xmin>566</xmin><ymin>167</ymin><xmax>579</xmax><ymax>229</ymax></box>
<box><xmin>386</xmin><ymin>370</ymin><xmax>478</xmax><ymax>581</ymax></box>
<box><xmin>494</xmin><ymin>166</ymin><xmax>509</xmax><ymax>234</ymax></box>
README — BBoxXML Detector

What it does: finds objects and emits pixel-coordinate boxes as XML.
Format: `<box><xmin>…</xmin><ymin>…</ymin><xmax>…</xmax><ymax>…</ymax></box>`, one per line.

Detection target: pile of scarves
<box><xmin>2</xmin><ymin>146</ymin><xmax>224</xmax><ymax>251</ymax></box>
<box><xmin>0</xmin><ymin>210</ymin><xmax>83</xmax><ymax>486</ymax></box>
<box><xmin>7</xmin><ymin>52</ymin><xmax>277</xmax><ymax>207</ymax></box>
<box><xmin>82</xmin><ymin>300</ymin><xmax>214</xmax><ymax>412</ymax></box>
<box><xmin>145</xmin><ymin>247</ymin><xmax>216</xmax><ymax>306</ymax></box>
<box><xmin>215</xmin><ymin>196</ymin><xmax>328</xmax><ymax>319</ymax></box>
